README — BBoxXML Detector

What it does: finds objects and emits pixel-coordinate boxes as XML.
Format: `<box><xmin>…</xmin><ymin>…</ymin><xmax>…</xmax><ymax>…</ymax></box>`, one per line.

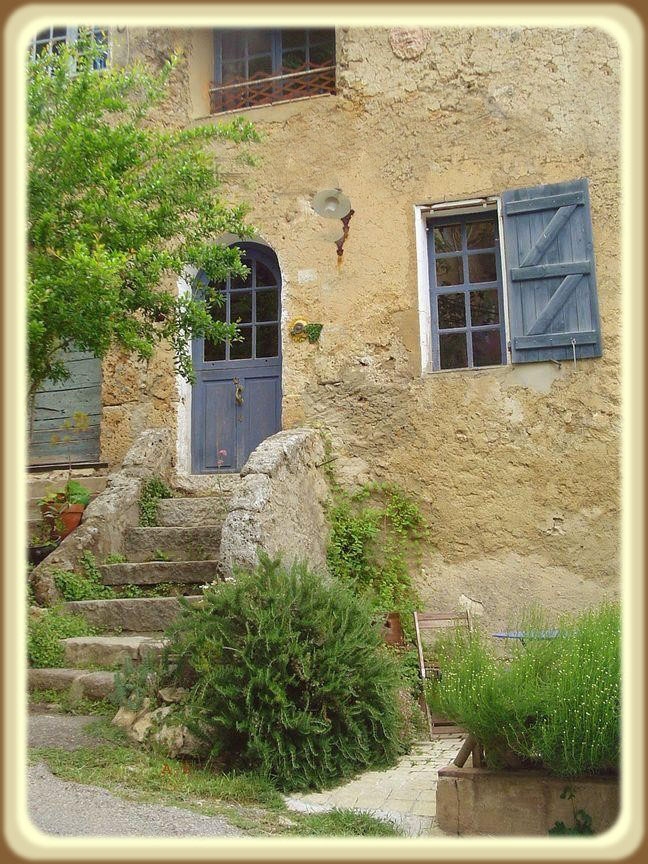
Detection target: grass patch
<box><xmin>30</xmin><ymin>689</ymin><xmax>116</xmax><ymax>716</ymax></box>
<box><xmin>288</xmin><ymin>809</ymin><xmax>402</xmax><ymax>837</ymax></box>
<box><xmin>28</xmin><ymin>607</ymin><xmax>97</xmax><ymax>668</ymax></box>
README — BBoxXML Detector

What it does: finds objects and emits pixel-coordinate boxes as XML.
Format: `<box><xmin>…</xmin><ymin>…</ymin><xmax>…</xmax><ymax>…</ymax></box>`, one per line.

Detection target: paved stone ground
<box><xmin>284</xmin><ymin>735</ymin><xmax>464</xmax><ymax>836</ymax></box>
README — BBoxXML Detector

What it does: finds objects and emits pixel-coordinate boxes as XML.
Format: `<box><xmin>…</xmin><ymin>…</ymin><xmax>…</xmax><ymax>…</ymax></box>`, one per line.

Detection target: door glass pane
<box><xmin>436</xmin><ymin>256</ymin><xmax>463</xmax><ymax>287</ymax></box>
<box><xmin>472</xmin><ymin>330</ymin><xmax>503</xmax><ymax>367</ymax></box>
<box><xmin>256</xmin><ymin>325</ymin><xmax>279</xmax><ymax>358</ymax></box>
<box><xmin>256</xmin><ymin>289</ymin><xmax>279</xmax><ymax>322</ymax></box>
<box><xmin>439</xmin><ymin>333</ymin><xmax>468</xmax><ymax>369</ymax></box>
<box><xmin>231</xmin><ymin>268</ymin><xmax>252</xmax><ymax>290</ymax></box>
<box><xmin>433</xmin><ymin>224</ymin><xmax>461</xmax><ymax>253</ymax></box>
<box><xmin>230</xmin><ymin>291</ymin><xmax>252</xmax><ymax>323</ymax></box>
<box><xmin>438</xmin><ymin>293</ymin><xmax>466</xmax><ymax>329</ymax></box>
<box><xmin>470</xmin><ymin>289</ymin><xmax>500</xmax><ymax>325</ymax></box>
<box><xmin>468</xmin><ymin>253</ymin><xmax>497</xmax><ymax>283</ymax></box>
<box><xmin>283</xmin><ymin>29</ymin><xmax>307</xmax><ymax>49</ymax></box>
<box><xmin>255</xmin><ymin>261</ymin><xmax>278</xmax><ymax>287</ymax></box>
<box><xmin>230</xmin><ymin>327</ymin><xmax>253</xmax><ymax>360</ymax></box>
<box><xmin>467</xmin><ymin>221</ymin><xmax>496</xmax><ymax>249</ymax></box>
<box><xmin>208</xmin><ymin>294</ymin><xmax>227</xmax><ymax>323</ymax></box>
<box><xmin>204</xmin><ymin>339</ymin><xmax>226</xmax><ymax>362</ymax></box>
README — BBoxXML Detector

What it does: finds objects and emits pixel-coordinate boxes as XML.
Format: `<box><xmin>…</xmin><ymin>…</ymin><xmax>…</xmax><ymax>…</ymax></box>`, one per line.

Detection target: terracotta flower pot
<box><xmin>382</xmin><ymin>612</ymin><xmax>405</xmax><ymax>646</ymax></box>
<box><xmin>57</xmin><ymin>503</ymin><xmax>85</xmax><ymax>539</ymax></box>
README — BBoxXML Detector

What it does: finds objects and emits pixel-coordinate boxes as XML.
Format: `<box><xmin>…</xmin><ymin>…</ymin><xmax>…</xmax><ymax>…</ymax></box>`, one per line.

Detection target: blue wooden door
<box><xmin>191</xmin><ymin>244</ymin><xmax>282</xmax><ymax>473</ymax></box>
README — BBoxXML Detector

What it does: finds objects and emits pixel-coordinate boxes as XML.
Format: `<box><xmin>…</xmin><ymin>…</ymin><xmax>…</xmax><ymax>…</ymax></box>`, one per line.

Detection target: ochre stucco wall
<box><xmin>102</xmin><ymin>26</ymin><xmax>621</xmax><ymax>626</ymax></box>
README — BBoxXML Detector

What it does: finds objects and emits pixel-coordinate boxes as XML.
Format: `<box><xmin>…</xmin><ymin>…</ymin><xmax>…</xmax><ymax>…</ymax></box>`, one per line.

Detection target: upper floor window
<box><xmin>210</xmin><ymin>28</ymin><xmax>335</xmax><ymax>114</ymax></box>
<box><xmin>29</xmin><ymin>26</ymin><xmax>109</xmax><ymax>69</ymax></box>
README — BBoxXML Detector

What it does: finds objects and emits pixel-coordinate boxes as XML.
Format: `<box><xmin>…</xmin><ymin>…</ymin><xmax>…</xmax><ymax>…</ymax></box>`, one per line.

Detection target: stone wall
<box><xmin>219</xmin><ymin>429</ymin><xmax>329</xmax><ymax>576</ymax></box>
<box><xmin>97</xmin><ymin>26</ymin><xmax>621</xmax><ymax>628</ymax></box>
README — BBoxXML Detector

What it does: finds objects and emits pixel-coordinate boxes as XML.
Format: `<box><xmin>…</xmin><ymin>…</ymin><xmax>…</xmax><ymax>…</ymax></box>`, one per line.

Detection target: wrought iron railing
<box><xmin>209</xmin><ymin>62</ymin><xmax>336</xmax><ymax>114</ymax></box>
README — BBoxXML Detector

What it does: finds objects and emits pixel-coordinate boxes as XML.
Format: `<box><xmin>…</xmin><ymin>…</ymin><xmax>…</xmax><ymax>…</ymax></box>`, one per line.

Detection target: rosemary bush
<box><xmin>428</xmin><ymin>603</ymin><xmax>620</xmax><ymax>776</ymax></box>
<box><xmin>161</xmin><ymin>555</ymin><xmax>405</xmax><ymax>791</ymax></box>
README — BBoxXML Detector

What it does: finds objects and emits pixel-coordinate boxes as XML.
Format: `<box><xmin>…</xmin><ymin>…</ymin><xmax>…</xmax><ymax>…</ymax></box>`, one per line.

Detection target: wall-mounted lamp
<box><xmin>312</xmin><ymin>188</ymin><xmax>352</xmax><ymax>220</ymax></box>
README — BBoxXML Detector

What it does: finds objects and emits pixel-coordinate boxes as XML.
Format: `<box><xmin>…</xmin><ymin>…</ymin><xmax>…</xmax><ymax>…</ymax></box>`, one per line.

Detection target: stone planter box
<box><xmin>436</xmin><ymin>764</ymin><xmax>619</xmax><ymax>836</ymax></box>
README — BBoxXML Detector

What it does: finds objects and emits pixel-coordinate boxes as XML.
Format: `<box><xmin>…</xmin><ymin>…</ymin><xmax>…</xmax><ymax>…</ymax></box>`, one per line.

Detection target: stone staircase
<box><xmin>28</xmin><ymin>478</ymin><xmax>242</xmax><ymax>704</ymax></box>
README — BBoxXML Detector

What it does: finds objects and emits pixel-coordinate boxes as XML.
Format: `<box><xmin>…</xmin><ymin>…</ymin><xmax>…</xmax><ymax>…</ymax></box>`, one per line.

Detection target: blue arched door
<box><xmin>191</xmin><ymin>243</ymin><xmax>282</xmax><ymax>473</ymax></box>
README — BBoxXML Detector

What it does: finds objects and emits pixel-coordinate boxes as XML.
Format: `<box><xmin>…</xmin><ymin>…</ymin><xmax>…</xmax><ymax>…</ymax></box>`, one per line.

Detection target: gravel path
<box><xmin>28</xmin><ymin>762</ymin><xmax>243</xmax><ymax>837</ymax></box>
<box><xmin>27</xmin><ymin>712</ymin><xmax>242</xmax><ymax>838</ymax></box>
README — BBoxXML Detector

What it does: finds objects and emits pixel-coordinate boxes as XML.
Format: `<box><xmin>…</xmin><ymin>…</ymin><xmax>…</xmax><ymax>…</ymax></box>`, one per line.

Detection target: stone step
<box><xmin>123</xmin><ymin>526</ymin><xmax>221</xmax><ymax>562</ymax></box>
<box><xmin>99</xmin><ymin>560</ymin><xmax>223</xmax><ymax>586</ymax></box>
<box><xmin>28</xmin><ymin>667</ymin><xmax>116</xmax><ymax>701</ymax></box>
<box><xmin>27</xmin><ymin>474</ymin><xmax>108</xmax><ymax>501</ymax></box>
<box><xmin>61</xmin><ymin>635</ymin><xmax>166</xmax><ymax>667</ymax></box>
<box><xmin>62</xmin><ymin>596</ymin><xmax>203</xmax><ymax>632</ymax></box>
<box><xmin>156</xmin><ymin>497</ymin><xmax>231</xmax><ymax>527</ymax></box>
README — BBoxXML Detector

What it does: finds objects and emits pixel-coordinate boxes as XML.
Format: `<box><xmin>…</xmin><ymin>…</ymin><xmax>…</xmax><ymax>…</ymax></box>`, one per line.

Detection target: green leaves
<box><xmin>27</xmin><ymin>39</ymin><xmax>259</xmax><ymax>394</ymax></box>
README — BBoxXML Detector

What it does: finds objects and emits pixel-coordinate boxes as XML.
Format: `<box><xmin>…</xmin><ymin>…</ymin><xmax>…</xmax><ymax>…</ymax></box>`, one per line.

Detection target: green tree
<box><xmin>27</xmin><ymin>33</ymin><xmax>259</xmax><ymax>403</ymax></box>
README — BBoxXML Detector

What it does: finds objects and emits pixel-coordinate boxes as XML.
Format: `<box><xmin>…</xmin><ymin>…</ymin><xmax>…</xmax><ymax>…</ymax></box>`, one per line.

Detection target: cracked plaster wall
<box><xmin>99</xmin><ymin>26</ymin><xmax>621</xmax><ymax>626</ymax></box>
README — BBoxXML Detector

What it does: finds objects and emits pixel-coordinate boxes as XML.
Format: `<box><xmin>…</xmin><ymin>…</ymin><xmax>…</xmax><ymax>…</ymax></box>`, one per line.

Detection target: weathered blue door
<box><xmin>191</xmin><ymin>243</ymin><xmax>282</xmax><ymax>473</ymax></box>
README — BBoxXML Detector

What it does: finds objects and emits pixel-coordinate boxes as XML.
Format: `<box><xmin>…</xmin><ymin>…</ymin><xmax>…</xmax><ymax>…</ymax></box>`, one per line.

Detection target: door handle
<box><xmin>233</xmin><ymin>377</ymin><xmax>244</xmax><ymax>405</ymax></box>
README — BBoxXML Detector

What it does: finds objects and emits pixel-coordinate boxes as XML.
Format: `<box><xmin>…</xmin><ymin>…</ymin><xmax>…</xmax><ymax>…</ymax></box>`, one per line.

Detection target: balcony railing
<box><xmin>209</xmin><ymin>61</ymin><xmax>336</xmax><ymax>114</ymax></box>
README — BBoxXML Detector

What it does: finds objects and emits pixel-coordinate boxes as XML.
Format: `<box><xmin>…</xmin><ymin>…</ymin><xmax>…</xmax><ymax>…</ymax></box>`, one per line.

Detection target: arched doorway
<box><xmin>191</xmin><ymin>242</ymin><xmax>282</xmax><ymax>473</ymax></box>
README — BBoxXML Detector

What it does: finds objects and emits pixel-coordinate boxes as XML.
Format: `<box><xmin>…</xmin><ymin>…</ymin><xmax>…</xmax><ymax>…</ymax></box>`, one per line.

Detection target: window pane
<box><xmin>255</xmin><ymin>261</ymin><xmax>277</xmax><ymax>287</ymax></box>
<box><xmin>435</xmin><ymin>256</ymin><xmax>463</xmax><ymax>287</ymax></box>
<box><xmin>221</xmin><ymin>32</ymin><xmax>246</xmax><ymax>60</ymax></box>
<box><xmin>256</xmin><ymin>289</ymin><xmax>279</xmax><ymax>322</ymax></box>
<box><xmin>472</xmin><ymin>330</ymin><xmax>503</xmax><ymax>367</ymax></box>
<box><xmin>438</xmin><ymin>293</ymin><xmax>466</xmax><ymax>329</ymax></box>
<box><xmin>249</xmin><ymin>55</ymin><xmax>273</xmax><ymax>78</ymax></box>
<box><xmin>433</xmin><ymin>224</ymin><xmax>461</xmax><ymax>253</ymax></box>
<box><xmin>282</xmin><ymin>29</ymin><xmax>307</xmax><ymax>49</ymax></box>
<box><xmin>468</xmin><ymin>253</ymin><xmax>497</xmax><ymax>283</ymax></box>
<box><xmin>310</xmin><ymin>43</ymin><xmax>335</xmax><ymax>64</ymax></box>
<box><xmin>283</xmin><ymin>49</ymin><xmax>306</xmax><ymax>70</ymax></box>
<box><xmin>247</xmin><ymin>30</ymin><xmax>273</xmax><ymax>55</ymax></box>
<box><xmin>256</xmin><ymin>325</ymin><xmax>279</xmax><ymax>358</ymax></box>
<box><xmin>467</xmin><ymin>221</ymin><xmax>496</xmax><ymax>249</ymax></box>
<box><xmin>204</xmin><ymin>339</ymin><xmax>225</xmax><ymax>361</ymax></box>
<box><xmin>230</xmin><ymin>327</ymin><xmax>252</xmax><ymax>360</ymax></box>
<box><xmin>440</xmin><ymin>333</ymin><xmax>468</xmax><ymax>369</ymax></box>
<box><xmin>310</xmin><ymin>29</ymin><xmax>335</xmax><ymax>44</ymax></box>
<box><xmin>230</xmin><ymin>291</ymin><xmax>252</xmax><ymax>323</ymax></box>
<box><xmin>470</xmin><ymin>289</ymin><xmax>500</xmax><ymax>325</ymax></box>
<box><xmin>222</xmin><ymin>60</ymin><xmax>245</xmax><ymax>82</ymax></box>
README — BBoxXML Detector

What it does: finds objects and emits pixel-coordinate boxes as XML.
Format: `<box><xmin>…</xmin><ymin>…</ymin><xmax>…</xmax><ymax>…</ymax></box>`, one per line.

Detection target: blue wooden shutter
<box><xmin>501</xmin><ymin>178</ymin><xmax>602</xmax><ymax>363</ymax></box>
<box><xmin>29</xmin><ymin>350</ymin><xmax>102</xmax><ymax>466</ymax></box>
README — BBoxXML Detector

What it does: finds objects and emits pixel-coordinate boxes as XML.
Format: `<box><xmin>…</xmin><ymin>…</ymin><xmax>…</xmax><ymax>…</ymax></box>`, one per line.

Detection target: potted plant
<box><xmin>38</xmin><ymin>479</ymin><xmax>91</xmax><ymax>541</ymax></box>
<box><xmin>28</xmin><ymin>523</ymin><xmax>60</xmax><ymax>566</ymax></box>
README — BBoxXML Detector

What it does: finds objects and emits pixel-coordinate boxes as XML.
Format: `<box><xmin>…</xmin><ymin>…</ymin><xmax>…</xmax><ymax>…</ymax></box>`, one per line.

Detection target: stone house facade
<box><xmin>30</xmin><ymin>25</ymin><xmax>621</xmax><ymax>623</ymax></box>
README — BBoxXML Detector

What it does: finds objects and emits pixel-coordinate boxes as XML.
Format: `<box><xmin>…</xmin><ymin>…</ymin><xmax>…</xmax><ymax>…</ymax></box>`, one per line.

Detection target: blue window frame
<box><xmin>29</xmin><ymin>26</ymin><xmax>109</xmax><ymax>69</ymax></box>
<box><xmin>211</xmin><ymin>28</ymin><xmax>335</xmax><ymax>113</ymax></box>
<box><xmin>427</xmin><ymin>211</ymin><xmax>507</xmax><ymax>371</ymax></box>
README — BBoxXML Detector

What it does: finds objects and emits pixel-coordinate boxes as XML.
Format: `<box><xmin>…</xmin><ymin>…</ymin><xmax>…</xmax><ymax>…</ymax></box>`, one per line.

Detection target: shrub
<box><xmin>53</xmin><ymin>551</ymin><xmax>115</xmax><ymax>601</ymax></box>
<box><xmin>160</xmin><ymin>555</ymin><xmax>405</xmax><ymax>792</ymax></box>
<box><xmin>28</xmin><ymin>607</ymin><xmax>96</xmax><ymax>668</ymax></box>
<box><xmin>428</xmin><ymin>603</ymin><xmax>620</xmax><ymax>776</ymax></box>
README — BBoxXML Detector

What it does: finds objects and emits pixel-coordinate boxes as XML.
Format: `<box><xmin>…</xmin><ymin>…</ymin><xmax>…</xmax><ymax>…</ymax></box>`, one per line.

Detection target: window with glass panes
<box><xmin>427</xmin><ymin>211</ymin><xmax>507</xmax><ymax>370</ymax></box>
<box><xmin>29</xmin><ymin>26</ymin><xmax>108</xmax><ymax>69</ymax></box>
<box><xmin>211</xmin><ymin>29</ymin><xmax>335</xmax><ymax>113</ymax></box>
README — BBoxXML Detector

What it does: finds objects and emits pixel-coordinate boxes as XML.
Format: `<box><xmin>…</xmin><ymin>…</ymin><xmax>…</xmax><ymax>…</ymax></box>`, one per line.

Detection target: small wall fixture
<box><xmin>312</xmin><ymin>188</ymin><xmax>352</xmax><ymax>220</ymax></box>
